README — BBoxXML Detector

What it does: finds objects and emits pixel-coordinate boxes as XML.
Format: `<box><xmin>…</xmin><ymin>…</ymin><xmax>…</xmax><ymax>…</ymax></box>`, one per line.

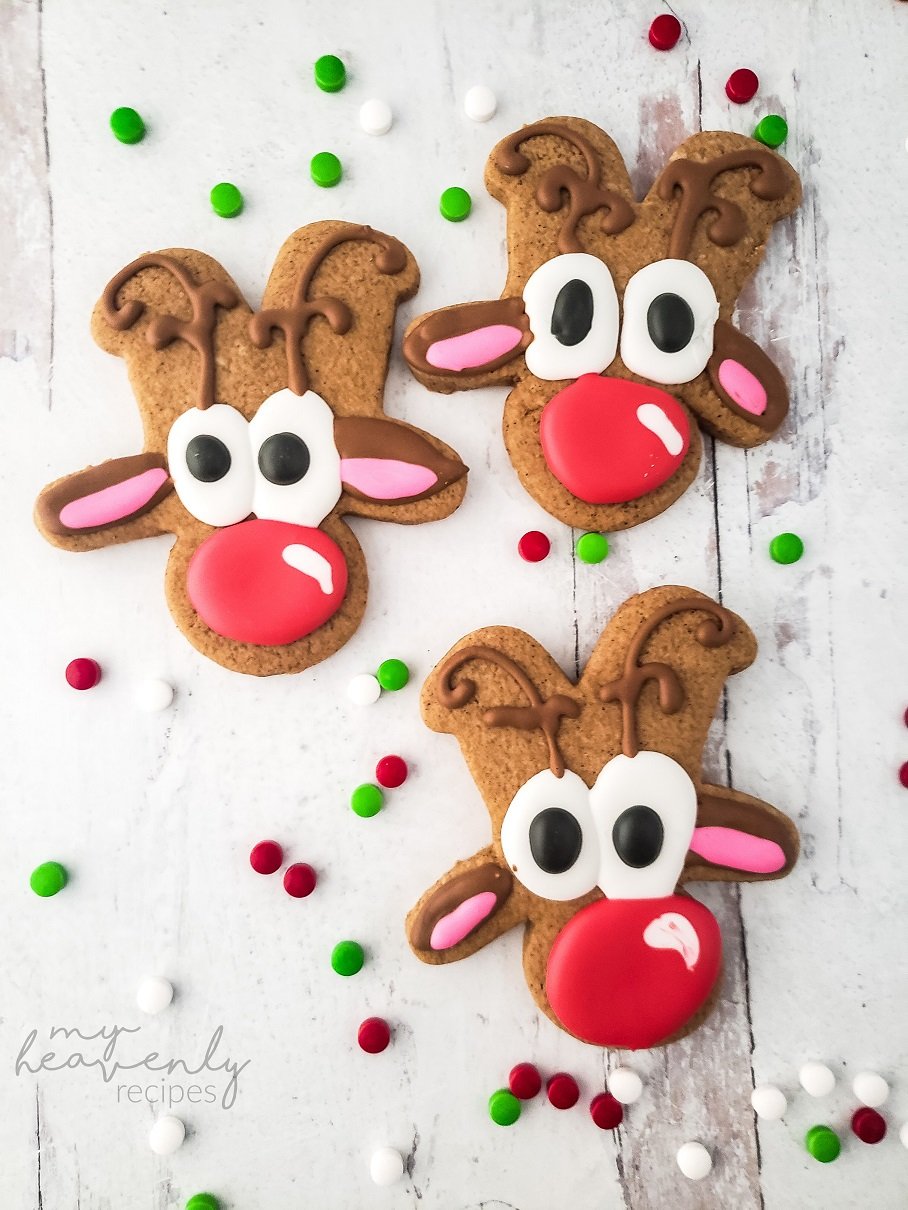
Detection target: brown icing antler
<box><xmin>437</xmin><ymin>645</ymin><xmax>582</xmax><ymax>779</ymax></box>
<box><xmin>657</xmin><ymin>148</ymin><xmax>791</xmax><ymax>260</ymax></box>
<box><xmin>600</xmin><ymin>598</ymin><xmax>737</xmax><ymax>758</ymax></box>
<box><xmin>249</xmin><ymin>225</ymin><xmax>407</xmax><ymax>395</ymax></box>
<box><xmin>101</xmin><ymin>254</ymin><xmax>239</xmax><ymax>409</ymax></box>
<box><xmin>495</xmin><ymin>121</ymin><xmax>635</xmax><ymax>255</ymax></box>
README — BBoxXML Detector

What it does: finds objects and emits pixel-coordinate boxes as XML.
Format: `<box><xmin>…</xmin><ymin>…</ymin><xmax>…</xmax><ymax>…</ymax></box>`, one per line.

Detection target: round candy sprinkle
<box><xmin>852</xmin><ymin>1107</ymin><xmax>887</xmax><ymax>1144</ymax></box>
<box><xmin>609</xmin><ymin>1067</ymin><xmax>643</xmax><ymax>1105</ymax></box>
<box><xmin>283</xmin><ymin>862</ymin><xmax>317</xmax><ymax>898</ymax></box>
<box><xmin>518</xmin><ymin>530</ymin><xmax>551</xmax><ymax>562</ymax></box>
<box><xmin>110</xmin><ymin>106</ymin><xmax>145</xmax><ymax>144</ymax></box>
<box><xmin>377</xmin><ymin>658</ymin><xmax>409</xmax><ymax>691</ymax></box>
<box><xmin>360</xmin><ymin>99</ymin><xmax>393</xmax><ymax>136</ymax></box>
<box><xmin>900</xmin><ymin>1121</ymin><xmax>908</xmax><ymax>1149</ymax></box>
<box><xmin>648</xmin><ymin>13</ymin><xmax>682</xmax><ymax>50</ymax></box>
<box><xmin>30</xmin><ymin>861</ymin><xmax>67</xmax><ymax>898</ymax></box>
<box><xmin>66</xmin><ymin>657</ymin><xmax>101</xmax><ymax>690</ymax></box>
<box><xmin>134</xmin><ymin>678</ymin><xmax>174</xmax><ymax>712</ymax></box>
<box><xmin>900</xmin><ymin>761</ymin><xmax>908</xmax><ymax>789</ymax></box>
<box><xmin>726</xmin><ymin>68</ymin><xmax>759</xmax><ymax>105</ymax></box>
<box><xmin>148</xmin><ymin>1114</ymin><xmax>185</xmax><ymax>1156</ymax></box>
<box><xmin>751</xmin><ymin>1085</ymin><xmax>787</xmax><ymax>1120</ymax></box>
<box><xmin>440</xmin><ymin>186</ymin><xmax>472</xmax><ymax>222</ymax></box>
<box><xmin>331</xmin><ymin>940</ymin><xmax>365</xmax><ymax>976</ymax></box>
<box><xmin>464</xmin><ymin>85</ymin><xmax>497</xmax><ymax>122</ymax></box>
<box><xmin>249</xmin><ymin>839</ymin><xmax>283</xmax><ymax>875</ymax></box>
<box><xmin>369</xmin><ymin>1146</ymin><xmax>404</xmax><ymax>1186</ymax></box>
<box><xmin>347</xmin><ymin>672</ymin><xmax>381</xmax><ymax>706</ymax></box>
<box><xmin>590</xmin><ymin>1092</ymin><xmax>624</xmax><ymax>1130</ymax></box>
<box><xmin>376</xmin><ymin>754</ymin><xmax>408</xmax><ymax>789</ymax></box>
<box><xmin>547</xmin><ymin>1072</ymin><xmax>579</xmax><ymax>1110</ymax></box>
<box><xmin>509</xmin><ymin>1062</ymin><xmax>542</xmax><ymax>1100</ymax></box>
<box><xmin>311</xmin><ymin>151</ymin><xmax>342</xmax><ymax>188</ymax></box>
<box><xmin>351</xmin><ymin>783</ymin><xmax>384</xmax><ymax>818</ymax></box>
<box><xmin>753</xmin><ymin>114</ymin><xmax>789</xmax><ymax>148</ymax></box>
<box><xmin>769</xmin><ymin>532</ymin><xmax>804</xmax><ymax>564</ymax></box>
<box><xmin>210</xmin><ymin>182</ymin><xmax>243</xmax><ymax>218</ymax></box>
<box><xmin>676</xmin><ymin>1141</ymin><xmax>712</xmax><ymax>1180</ymax></box>
<box><xmin>805</xmin><ymin>1124</ymin><xmax>840</xmax><ymax>1163</ymax></box>
<box><xmin>489</xmin><ymin>1088</ymin><xmax>521</xmax><ymax>1125</ymax></box>
<box><xmin>853</xmin><ymin>1071</ymin><xmax>889</xmax><ymax>1108</ymax></box>
<box><xmin>799</xmin><ymin>1061</ymin><xmax>835</xmax><ymax>1097</ymax></box>
<box><xmin>314</xmin><ymin>54</ymin><xmax>346</xmax><ymax>92</ymax></box>
<box><xmin>358</xmin><ymin>1016</ymin><xmax>391</xmax><ymax>1054</ymax></box>
<box><xmin>136</xmin><ymin>975</ymin><xmax>174</xmax><ymax>1015</ymax></box>
<box><xmin>576</xmin><ymin>532</ymin><xmax>608</xmax><ymax>564</ymax></box>
<box><xmin>186</xmin><ymin>1196</ymin><xmax>220</xmax><ymax>1210</ymax></box>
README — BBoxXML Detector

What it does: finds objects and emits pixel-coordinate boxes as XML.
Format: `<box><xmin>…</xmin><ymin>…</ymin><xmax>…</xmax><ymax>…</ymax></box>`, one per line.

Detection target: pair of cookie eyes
<box><xmin>522</xmin><ymin>254</ymin><xmax>720</xmax><ymax>385</ymax></box>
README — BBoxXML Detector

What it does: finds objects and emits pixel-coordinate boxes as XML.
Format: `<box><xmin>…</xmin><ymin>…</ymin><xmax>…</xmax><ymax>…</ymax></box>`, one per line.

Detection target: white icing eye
<box><xmin>167</xmin><ymin>403</ymin><xmax>254</xmax><ymax>527</ymax></box>
<box><xmin>620</xmin><ymin>259</ymin><xmax>719</xmax><ymax>385</ymax></box>
<box><xmin>590</xmin><ymin>752</ymin><xmax>697</xmax><ymax>899</ymax></box>
<box><xmin>522</xmin><ymin>253</ymin><xmax>619</xmax><ymax>381</ymax></box>
<box><xmin>248</xmin><ymin>388</ymin><xmax>342</xmax><ymax>526</ymax></box>
<box><xmin>500</xmin><ymin>769</ymin><xmax>600</xmax><ymax>901</ymax></box>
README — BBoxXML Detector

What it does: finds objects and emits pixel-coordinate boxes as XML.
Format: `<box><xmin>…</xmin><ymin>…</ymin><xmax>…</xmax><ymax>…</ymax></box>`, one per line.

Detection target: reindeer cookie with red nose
<box><xmin>407</xmin><ymin>587</ymin><xmax>799</xmax><ymax>1049</ymax></box>
<box><xmin>404</xmin><ymin>118</ymin><xmax>801</xmax><ymax>531</ymax></box>
<box><xmin>35</xmin><ymin>222</ymin><xmax>466</xmax><ymax>675</ymax></box>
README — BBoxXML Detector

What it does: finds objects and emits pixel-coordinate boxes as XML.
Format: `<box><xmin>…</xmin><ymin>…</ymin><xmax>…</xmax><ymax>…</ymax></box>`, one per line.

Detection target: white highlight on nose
<box><xmin>636</xmin><ymin>403</ymin><xmax>685</xmax><ymax>456</ymax></box>
<box><xmin>282</xmin><ymin>544</ymin><xmax>334</xmax><ymax>595</ymax></box>
<box><xmin>642</xmin><ymin>912</ymin><xmax>700</xmax><ymax>971</ymax></box>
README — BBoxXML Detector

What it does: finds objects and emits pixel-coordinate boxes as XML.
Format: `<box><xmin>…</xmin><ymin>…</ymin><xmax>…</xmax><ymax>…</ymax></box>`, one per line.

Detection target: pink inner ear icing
<box><xmin>429</xmin><ymin>891</ymin><xmax>498</xmax><ymax>950</ymax></box>
<box><xmin>689</xmin><ymin>826</ymin><xmax>786</xmax><ymax>874</ymax></box>
<box><xmin>340</xmin><ymin>457</ymin><xmax>437</xmax><ymax>501</ymax></box>
<box><xmin>717</xmin><ymin>358</ymin><xmax>768</xmax><ymax>416</ymax></box>
<box><xmin>426</xmin><ymin>325</ymin><xmax>523</xmax><ymax>372</ymax></box>
<box><xmin>58</xmin><ymin>467</ymin><xmax>169</xmax><ymax>530</ymax></box>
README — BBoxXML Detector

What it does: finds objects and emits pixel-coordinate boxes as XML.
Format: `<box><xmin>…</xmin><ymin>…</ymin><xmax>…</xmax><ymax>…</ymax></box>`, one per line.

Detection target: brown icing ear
<box><xmin>702</xmin><ymin>321</ymin><xmax>789</xmax><ymax>438</ymax></box>
<box><xmin>403</xmin><ymin>298</ymin><xmax>531</xmax><ymax>389</ymax></box>
<box><xmin>334</xmin><ymin>416</ymin><xmax>467</xmax><ymax>507</ymax></box>
<box><xmin>407</xmin><ymin>850</ymin><xmax>525</xmax><ymax>962</ymax></box>
<box><xmin>683</xmin><ymin>785</ymin><xmax>800</xmax><ymax>883</ymax></box>
<box><xmin>35</xmin><ymin>454</ymin><xmax>175</xmax><ymax>549</ymax></box>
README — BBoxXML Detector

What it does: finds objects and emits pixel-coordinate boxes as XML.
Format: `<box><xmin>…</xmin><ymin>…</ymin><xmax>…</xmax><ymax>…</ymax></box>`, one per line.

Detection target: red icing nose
<box><xmin>538</xmin><ymin>374</ymin><xmax>691</xmax><ymax>504</ymax></box>
<box><xmin>186</xmin><ymin>520</ymin><xmax>348</xmax><ymax>646</ymax></box>
<box><xmin>545</xmin><ymin>895</ymin><xmax>721</xmax><ymax>1050</ymax></box>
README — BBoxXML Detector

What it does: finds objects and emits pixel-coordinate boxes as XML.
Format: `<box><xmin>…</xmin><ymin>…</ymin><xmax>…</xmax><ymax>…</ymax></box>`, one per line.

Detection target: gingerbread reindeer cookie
<box><xmin>407</xmin><ymin>586</ymin><xmax>798</xmax><ymax>1049</ymax></box>
<box><xmin>35</xmin><ymin>222</ymin><xmax>467</xmax><ymax>676</ymax></box>
<box><xmin>404</xmin><ymin>117</ymin><xmax>801</xmax><ymax>531</ymax></box>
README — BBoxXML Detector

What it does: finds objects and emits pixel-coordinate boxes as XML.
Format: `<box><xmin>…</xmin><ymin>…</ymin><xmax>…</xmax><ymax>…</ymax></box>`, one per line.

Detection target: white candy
<box><xmin>370</xmin><ymin>1146</ymin><xmax>404</xmax><ymax>1186</ymax></box>
<box><xmin>134</xmin><ymin>678</ymin><xmax>174</xmax><ymax>712</ymax></box>
<box><xmin>853</xmin><ymin>1071</ymin><xmax>889</xmax><ymax>1108</ymax></box>
<box><xmin>148</xmin><ymin>1115</ymin><xmax>185</xmax><ymax>1155</ymax></box>
<box><xmin>360</xmin><ymin>99</ymin><xmax>393</xmax><ymax>136</ymax></box>
<box><xmin>136</xmin><ymin>975</ymin><xmax>174</xmax><ymax>1015</ymax></box>
<box><xmin>346</xmin><ymin>673</ymin><xmax>381</xmax><ymax>706</ymax></box>
<box><xmin>676</xmin><ymin>1141</ymin><xmax>712</xmax><ymax>1180</ymax></box>
<box><xmin>751</xmin><ymin>1085</ymin><xmax>787</xmax><ymax>1120</ymax></box>
<box><xmin>609</xmin><ymin>1067</ymin><xmax>643</xmax><ymax>1104</ymax></box>
<box><xmin>464</xmin><ymin>85</ymin><xmax>497</xmax><ymax>123</ymax></box>
<box><xmin>799</xmin><ymin>1061</ymin><xmax>835</xmax><ymax>1097</ymax></box>
<box><xmin>900</xmin><ymin>1121</ymin><xmax>908</xmax><ymax>1150</ymax></box>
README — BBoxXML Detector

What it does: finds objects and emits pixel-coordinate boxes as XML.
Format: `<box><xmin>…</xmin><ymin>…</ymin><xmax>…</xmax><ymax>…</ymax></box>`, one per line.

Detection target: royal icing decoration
<box><xmin>619</xmin><ymin>259</ymin><xmax>719</xmax><ymax>385</ymax></box>
<box><xmin>522</xmin><ymin>253</ymin><xmax>619</xmax><ymax>381</ymax></box>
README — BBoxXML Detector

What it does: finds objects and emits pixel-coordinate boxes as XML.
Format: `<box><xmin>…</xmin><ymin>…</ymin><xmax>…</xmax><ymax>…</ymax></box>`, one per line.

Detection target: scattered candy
<box><xmin>66</xmin><ymin>657</ymin><xmax>101</xmax><ymax>690</ymax></box>
<box><xmin>799</xmin><ymin>1061</ymin><xmax>836</xmax><ymax>1098</ymax></box>
<box><xmin>314</xmin><ymin>53</ymin><xmax>346</xmax><ymax>92</ymax></box>
<box><xmin>331</xmin><ymin>940</ymin><xmax>365</xmax><ymax>976</ymax></box>
<box><xmin>30</xmin><ymin>861</ymin><xmax>67</xmax><ymax>898</ymax></box>
<box><xmin>900</xmin><ymin>761</ymin><xmax>908</xmax><ymax>789</ymax></box>
<box><xmin>726</xmin><ymin>68</ymin><xmax>759</xmax><ymax>105</ymax></box>
<box><xmin>489</xmin><ymin>1088</ymin><xmax>522</xmax><ymax>1125</ymax></box>
<box><xmin>769</xmin><ymin>532</ymin><xmax>804</xmax><ymax>564</ymax></box>
<box><xmin>648</xmin><ymin>13</ymin><xmax>682</xmax><ymax>51</ymax></box>
<box><xmin>590</xmin><ymin>1092</ymin><xmax>624</xmax><ymax>1130</ymax></box>
<box><xmin>358</xmin><ymin>1016</ymin><xmax>391</xmax><ymax>1054</ymax></box>
<box><xmin>805</xmin><ymin>1124</ymin><xmax>840</xmax><ymax>1163</ymax></box>
<box><xmin>110</xmin><ymin>106</ymin><xmax>146</xmax><ymax>144</ymax></box>
<box><xmin>464</xmin><ymin>85</ymin><xmax>497</xmax><ymax>122</ymax></box>
<box><xmin>376</xmin><ymin>754</ymin><xmax>408</xmax><ymax>788</ymax></box>
<box><xmin>753</xmin><ymin>114</ymin><xmax>789</xmax><ymax>148</ymax></box>
<box><xmin>852</xmin><ymin>1071</ymin><xmax>889</xmax><ymax>1108</ymax></box>
<box><xmin>575</xmin><ymin>532</ymin><xmax>608</xmax><ymax>564</ymax></box>
<box><xmin>134</xmin><ymin>678</ymin><xmax>174</xmax><ymax>712</ymax></box>
<box><xmin>351</xmin><ymin>783</ymin><xmax>384</xmax><ymax>818</ymax></box>
<box><xmin>547</xmin><ymin>1072</ymin><xmax>579</xmax><ymax>1110</ymax></box>
<box><xmin>347</xmin><ymin>673</ymin><xmax>381</xmax><ymax>706</ymax></box>
<box><xmin>185</xmin><ymin>1196</ymin><xmax>220</xmax><ymax>1210</ymax></box>
<box><xmin>249</xmin><ymin>839</ymin><xmax>283</xmax><ymax>875</ymax></box>
<box><xmin>900</xmin><ymin>1121</ymin><xmax>908</xmax><ymax>1149</ymax></box>
<box><xmin>369</xmin><ymin>1146</ymin><xmax>404</xmax><ymax>1186</ymax></box>
<box><xmin>440</xmin><ymin>186</ymin><xmax>472</xmax><ymax>222</ymax></box>
<box><xmin>376</xmin><ymin>658</ymin><xmax>409</xmax><ymax>691</ymax></box>
<box><xmin>852</xmin><ymin>1107</ymin><xmax>887</xmax><ymax>1144</ymax></box>
<box><xmin>283</xmin><ymin>862</ymin><xmax>317</xmax><ymax>898</ymax></box>
<box><xmin>136</xmin><ymin>975</ymin><xmax>174</xmax><ymax>1015</ymax></box>
<box><xmin>148</xmin><ymin>1114</ymin><xmax>185</xmax><ymax>1155</ymax></box>
<box><xmin>518</xmin><ymin>530</ymin><xmax>551</xmax><ymax>563</ymax></box>
<box><xmin>209</xmin><ymin>182</ymin><xmax>243</xmax><ymax>218</ymax></box>
<box><xmin>903</xmin><ymin>705</ymin><xmax>908</xmax><ymax>728</ymax></box>
<box><xmin>609</xmin><ymin>1067</ymin><xmax>643</xmax><ymax>1105</ymax></box>
<box><xmin>751</xmin><ymin>1084</ymin><xmax>787</xmax><ymax>1120</ymax></box>
<box><xmin>676</xmin><ymin>1141</ymin><xmax>712</xmax><ymax>1180</ymax></box>
<box><xmin>509</xmin><ymin>1062</ymin><xmax>542</xmax><ymax>1100</ymax></box>
<box><xmin>360</xmin><ymin>99</ymin><xmax>393</xmax><ymax>135</ymax></box>
<box><xmin>311</xmin><ymin>151</ymin><xmax>342</xmax><ymax>188</ymax></box>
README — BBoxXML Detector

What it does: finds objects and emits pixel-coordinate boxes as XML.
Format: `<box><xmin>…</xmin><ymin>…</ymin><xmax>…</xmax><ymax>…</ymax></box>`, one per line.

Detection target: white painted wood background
<box><xmin>2</xmin><ymin>1</ymin><xmax>907</xmax><ymax>1206</ymax></box>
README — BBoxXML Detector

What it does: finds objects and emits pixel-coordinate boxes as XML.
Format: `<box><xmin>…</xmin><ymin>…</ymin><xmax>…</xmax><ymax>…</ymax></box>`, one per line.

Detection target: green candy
<box><xmin>351</xmin><ymin>783</ymin><xmax>383</xmax><ymax>818</ymax></box>
<box><xmin>376</xmin><ymin>658</ymin><xmax>409</xmax><ymax>691</ymax></box>
<box><xmin>314</xmin><ymin>54</ymin><xmax>346</xmax><ymax>93</ymax></box>
<box><xmin>439</xmin><ymin>186</ymin><xmax>472</xmax><ymax>222</ymax></box>
<box><xmin>185</xmin><ymin>1196</ymin><xmax>220</xmax><ymax>1210</ymax></box>
<box><xmin>110</xmin><ymin>107</ymin><xmax>145</xmax><ymax>144</ymax></box>
<box><xmin>769</xmin><ymin>532</ymin><xmax>804</xmax><ymax>565</ymax></box>
<box><xmin>30</xmin><ymin>861</ymin><xmax>67</xmax><ymax>898</ymax></box>
<box><xmin>753</xmin><ymin>114</ymin><xmax>789</xmax><ymax>149</ymax></box>
<box><xmin>210</xmin><ymin>182</ymin><xmax>243</xmax><ymax>218</ymax></box>
<box><xmin>575</xmin><ymin>532</ymin><xmax>609</xmax><ymax>564</ymax></box>
<box><xmin>311</xmin><ymin>151</ymin><xmax>342</xmax><ymax>188</ymax></box>
<box><xmin>488</xmin><ymin>1088</ymin><xmax>521</xmax><ymax>1126</ymax></box>
<box><xmin>805</xmin><ymin>1125</ymin><xmax>840</xmax><ymax>1163</ymax></box>
<box><xmin>331</xmin><ymin>940</ymin><xmax>365</xmax><ymax>976</ymax></box>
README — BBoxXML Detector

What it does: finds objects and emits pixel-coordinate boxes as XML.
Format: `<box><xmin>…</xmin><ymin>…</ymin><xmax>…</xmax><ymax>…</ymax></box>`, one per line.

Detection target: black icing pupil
<box><xmin>551</xmin><ymin>279</ymin><xmax>594</xmax><ymax>347</ymax></box>
<box><xmin>528</xmin><ymin>807</ymin><xmax>583</xmax><ymax>874</ymax></box>
<box><xmin>612</xmin><ymin>805</ymin><xmax>664</xmax><ymax>868</ymax></box>
<box><xmin>646</xmin><ymin>292</ymin><xmax>695</xmax><ymax>354</ymax></box>
<box><xmin>186</xmin><ymin>434</ymin><xmax>231</xmax><ymax>483</ymax></box>
<box><xmin>258</xmin><ymin>432</ymin><xmax>311</xmax><ymax>485</ymax></box>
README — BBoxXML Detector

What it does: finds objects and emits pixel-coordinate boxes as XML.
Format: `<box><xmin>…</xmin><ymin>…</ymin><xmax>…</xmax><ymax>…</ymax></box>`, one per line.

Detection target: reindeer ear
<box><xmin>36</xmin><ymin>454</ymin><xmax>175</xmax><ymax>550</ymax></box>
<box><xmin>685</xmin><ymin>785</ymin><xmax>799</xmax><ymax>882</ymax></box>
<box><xmin>403</xmin><ymin>298</ymin><xmax>530</xmax><ymax>391</ymax></box>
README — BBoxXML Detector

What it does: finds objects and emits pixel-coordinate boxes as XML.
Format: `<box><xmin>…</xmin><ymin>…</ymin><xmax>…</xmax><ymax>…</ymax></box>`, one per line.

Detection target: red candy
<box><xmin>590</xmin><ymin>1092</ymin><xmax>624</xmax><ymax>1130</ymax></box>
<box><xmin>376</xmin><ymin>755</ymin><xmax>408</xmax><ymax>789</ymax></box>
<box><xmin>358</xmin><ymin>1016</ymin><xmax>391</xmax><ymax>1054</ymax></box>
<box><xmin>899</xmin><ymin>761</ymin><xmax>908</xmax><ymax>789</ymax></box>
<box><xmin>725</xmin><ymin>68</ymin><xmax>759</xmax><ymax>104</ymax></box>
<box><xmin>648</xmin><ymin>13</ymin><xmax>682</xmax><ymax>51</ymax></box>
<box><xmin>852</xmin><ymin>1107</ymin><xmax>887</xmax><ymax>1144</ymax></box>
<box><xmin>509</xmin><ymin>1062</ymin><xmax>542</xmax><ymax>1100</ymax></box>
<box><xmin>547</xmin><ymin>1072</ymin><xmax>580</xmax><ymax>1110</ymax></box>
<box><xmin>518</xmin><ymin>531</ymin><xmax>551</xmax><ymax>563</ymax></box>
<box><xmin>283</xmin><ymin>862</ymin><xmax>316</xmax><ymax>898</ymax></box>
<box><xmin>249</xmin><ymin>839</ymin><xmax>283</xmax><ymax>875</ymax></box>
<box><xmin>66</xmin><ymin>657</ymin><xmax>101</xmax><ymax>690</ymax></box>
